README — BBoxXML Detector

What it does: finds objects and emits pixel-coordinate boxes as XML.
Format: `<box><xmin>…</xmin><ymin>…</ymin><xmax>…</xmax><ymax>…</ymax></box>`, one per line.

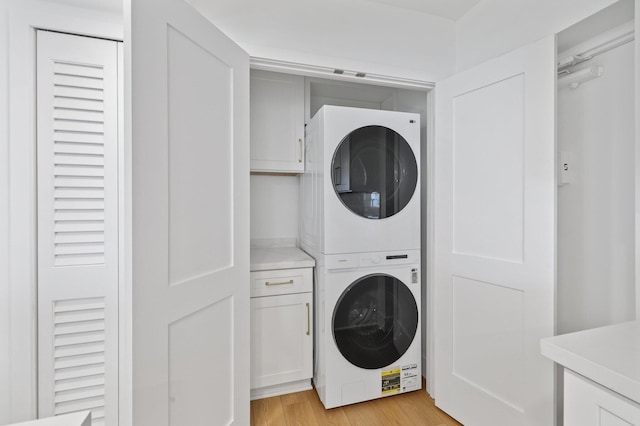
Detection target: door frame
<box><xmin>5</xmin><ymin>1</ymin><xmax>124</xmax><ymax>422</ymax></box>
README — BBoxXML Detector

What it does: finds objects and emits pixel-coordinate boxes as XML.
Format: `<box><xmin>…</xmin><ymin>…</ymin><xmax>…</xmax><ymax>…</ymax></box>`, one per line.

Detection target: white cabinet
<box><xmin>250</xmin><ymin>266</ymin><xmax>313</xmax><ymax>399</ymax></box>
<box><xmin>564</xmin><ymin>370</ymin><xmax>640</xmax><ymax>426</ymax></box>
<box><xmin>250</xmin><ymin>70</ymin><xmax>304</xmax><ymax>173</ymax></box>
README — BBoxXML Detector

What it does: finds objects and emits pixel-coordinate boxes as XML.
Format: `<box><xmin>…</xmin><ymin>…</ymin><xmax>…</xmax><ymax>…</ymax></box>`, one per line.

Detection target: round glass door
<box><xmin>331</xmin><ymin>125</ymin><xmax>418</xmax><ymax>219</ymax></box>
<box><xmin>332</xmin><ymin>274</ymin><xmax>418</xmax><ymax>369</ymax></box>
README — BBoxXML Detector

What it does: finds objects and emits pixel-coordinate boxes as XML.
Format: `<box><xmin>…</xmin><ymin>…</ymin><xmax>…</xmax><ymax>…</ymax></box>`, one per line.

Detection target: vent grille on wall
<box><xmin>53</xmin><ymin>297</ymin><xmax>107</xmax><ymax>425</ymax></box>
<box><xmin>51</xmin><ymin>61</ymin><xmax>106</xmax><ymax>267</ymax></box>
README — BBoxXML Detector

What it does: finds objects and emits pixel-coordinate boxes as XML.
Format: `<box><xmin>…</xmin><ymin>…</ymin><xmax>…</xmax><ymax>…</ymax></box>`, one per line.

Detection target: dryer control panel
<box><xmin>325</xmin><ymin>249</ymin><xmax>420</xmax><ymax>270</ymax></box>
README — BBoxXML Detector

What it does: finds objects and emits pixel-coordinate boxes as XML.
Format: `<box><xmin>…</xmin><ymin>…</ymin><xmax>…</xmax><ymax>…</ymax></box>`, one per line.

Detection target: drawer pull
<box><xmin>264</xmin><ymin>279</ymin><xmax>294</xmax><ymax>286</ymax></box>
<box><xmin>298</xmin><ymin>138</ymin><xmax>303</xmax><ymax>163</ymax></box>
<box><xmin>306</xmin><ymin>303</ymin><xmax>310</xmax><ymax>336</ymax></box>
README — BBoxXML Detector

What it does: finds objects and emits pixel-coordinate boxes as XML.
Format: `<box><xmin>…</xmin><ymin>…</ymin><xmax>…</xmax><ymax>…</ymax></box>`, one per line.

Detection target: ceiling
<box><xmin>364</xmin><ymin>0</ymin><xmax>481</xmax><ymax>20</ymax></box>
<box><xmin>45</xmin><ymin>0</ymin><xmax>482</xmax><ymax>21</ymax></box>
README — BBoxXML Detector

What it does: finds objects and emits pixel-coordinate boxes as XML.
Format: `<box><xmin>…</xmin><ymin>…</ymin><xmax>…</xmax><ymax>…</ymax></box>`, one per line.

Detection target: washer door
<box><xmin>331</xmin><ymin>125</ymin><xmax>418</xmax><ymax>219</ymax></box>
<box><xmin>332</xmin><ymin>274</ymin><xmax>418</xmax><ymax>369</ymax></box>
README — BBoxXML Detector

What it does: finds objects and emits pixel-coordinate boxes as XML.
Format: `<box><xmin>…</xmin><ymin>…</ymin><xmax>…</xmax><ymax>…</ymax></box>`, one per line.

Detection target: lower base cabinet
<box><xmin>250</xmin><ymin>267</ymin><xmax>313</xmax><ymax>399</ymax></box>
<box><xmin>564</xmin><ymin>370</ymin><xmax>640</xmax><ymax>426</ymax></box>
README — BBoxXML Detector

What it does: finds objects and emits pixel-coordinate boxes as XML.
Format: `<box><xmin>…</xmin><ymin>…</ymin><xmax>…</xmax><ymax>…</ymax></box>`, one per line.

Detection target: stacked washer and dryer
<box><xmin>300</xmin><ymin>105</ymin><xmax>422</xmax><ymax>409</ymax></box>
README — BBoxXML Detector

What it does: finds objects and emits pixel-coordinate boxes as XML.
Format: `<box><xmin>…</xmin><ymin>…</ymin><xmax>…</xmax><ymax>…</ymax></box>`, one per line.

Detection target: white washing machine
<box><xmin>301</xmin><ymin>106</ymin><xmax>420</xmax><ymax>257</ymax></box>
<box><xmin>314</xmin><ymin>250</ymin><xmax>422</xmax><ymax>408</ymax></box>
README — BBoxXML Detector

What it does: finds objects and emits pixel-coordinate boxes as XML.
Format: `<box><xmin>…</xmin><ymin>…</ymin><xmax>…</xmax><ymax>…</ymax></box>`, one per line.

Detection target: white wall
<box><xmin>557</xmin><ymin>40</ymin><xmax>636</xmax><ymax>334</ymax></box>
<box><xmin>250</xmin><ymin>175</ymin><xmax>301</xmax><ymax>244</ymax></box>
<box><xmin>456</xmin><ymin>0</ymin><xmax>619</xmax><ymax>72</ymax></box>
<box><xmin>189</xmin><ymin>0</ymin><xmax>456</xmax><ymax>83</ymax></box>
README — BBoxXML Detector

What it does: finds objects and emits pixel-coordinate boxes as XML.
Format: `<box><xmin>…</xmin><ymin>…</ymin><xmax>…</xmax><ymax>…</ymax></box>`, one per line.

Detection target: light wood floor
<box><xmin>250</xmin><ymin>384</ymin><xmax>463</xmax><ymax>426</ymax></box>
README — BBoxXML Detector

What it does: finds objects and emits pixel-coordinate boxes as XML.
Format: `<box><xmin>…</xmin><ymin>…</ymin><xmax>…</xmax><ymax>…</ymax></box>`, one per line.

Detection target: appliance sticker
<box><xmin>381</xmin><ymin>368</ymin><xmax>401</xmax><ymax>394</ymax></box>
<box><xmin>401</xmin><ymin>363</ymin><xmax>419</xmax><ymax>391</ymax></box>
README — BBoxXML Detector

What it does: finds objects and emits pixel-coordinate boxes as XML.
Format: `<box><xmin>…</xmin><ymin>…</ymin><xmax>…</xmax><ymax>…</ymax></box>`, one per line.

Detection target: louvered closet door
<box><xmin>36</xmin><ymin>30</ymin><xmax>119</xmax><ymax>426</ymax></box>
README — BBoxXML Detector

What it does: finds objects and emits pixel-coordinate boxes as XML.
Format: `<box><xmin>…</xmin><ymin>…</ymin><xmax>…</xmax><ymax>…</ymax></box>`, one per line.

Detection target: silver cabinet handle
<box><xmin>298</xmin><ymin>138</ymin><xmax>303</xmax><ymax>163</ymax></box>
<box><xmin>264</xmin><ymin>279</ymin><xmax>293</xmax><ymax>286</ymax></box>
<box><xmin>306</xmin><ymin>303</ymin><xmax>310</xmax><ymax>336</ymax></box>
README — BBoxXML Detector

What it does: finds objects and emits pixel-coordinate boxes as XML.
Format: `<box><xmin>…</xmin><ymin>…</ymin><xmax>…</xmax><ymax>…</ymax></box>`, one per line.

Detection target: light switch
<box><xmin>559</xmin><ymin>151</ymin><xmax>572</xmax><ymax>185</ymax></box>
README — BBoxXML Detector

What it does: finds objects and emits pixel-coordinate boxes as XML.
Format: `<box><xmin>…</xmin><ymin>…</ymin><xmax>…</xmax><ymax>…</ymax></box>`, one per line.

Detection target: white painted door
<box><xmin>36</xmin><ymin>30</ymin><xmax>120</xmax><ymax>426</ymax></box>
<box><xmin>126</xmin><ymin>0</ymin><xmax>250</xmax><ymax>425</ymax></box>
<box><xmin>434</xmin><ymin>36</ymin><xmax>556</xmax><ymax>426</ymax></box>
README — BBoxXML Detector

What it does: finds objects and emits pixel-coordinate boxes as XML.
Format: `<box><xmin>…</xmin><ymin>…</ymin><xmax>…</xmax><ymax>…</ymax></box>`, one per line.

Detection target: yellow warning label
<box><xmin>381</xmin><ymin>368</ymin><xmax>401</xmax><ymax>394</ymax></box>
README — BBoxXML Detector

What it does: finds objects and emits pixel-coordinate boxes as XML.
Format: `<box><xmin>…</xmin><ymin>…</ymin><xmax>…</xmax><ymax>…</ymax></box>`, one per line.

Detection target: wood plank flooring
<box><xmin>250</xmin><ymin>383</ymin><xmax>462</xmax><ymax>426</ymax></box>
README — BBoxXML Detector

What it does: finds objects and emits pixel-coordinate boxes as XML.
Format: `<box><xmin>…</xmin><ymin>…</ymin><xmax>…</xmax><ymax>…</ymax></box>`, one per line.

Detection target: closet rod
<box><xmin>558</xmin><ymin>23</ymin><xmax>634</xmax><ymax>72</ymax></box>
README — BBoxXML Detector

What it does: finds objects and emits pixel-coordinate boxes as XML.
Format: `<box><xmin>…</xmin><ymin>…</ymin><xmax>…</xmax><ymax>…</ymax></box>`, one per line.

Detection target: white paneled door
<box><xmin>37</xmin><ymin>30</ymin><xmax>120</xmax><ymax>426</ymax></box>
<box><xmin>434</xmin><ymin>36</ymin><xmax>556</xmax><ymax>425</ymax></box>
<box><xmin>127</xmin><ymin>0</ymin><xmax>250</xmax><ymax>425</ymax></box>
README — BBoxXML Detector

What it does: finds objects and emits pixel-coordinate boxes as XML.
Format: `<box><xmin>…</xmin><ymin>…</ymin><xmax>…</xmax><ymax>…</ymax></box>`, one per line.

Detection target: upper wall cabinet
<box><xmin>250</xmin><ymin>70</ymin><xmax>304</xmax><ymax>173</ymax></box>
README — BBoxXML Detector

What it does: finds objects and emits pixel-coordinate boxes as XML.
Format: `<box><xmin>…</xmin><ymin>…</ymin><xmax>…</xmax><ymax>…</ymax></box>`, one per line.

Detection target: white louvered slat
<box><xmin>54</xmin><ymin>363</ymin><xmax>105</xmax><ymax>382</ymax></box>
<box><xmin>54</xmin><ymin>143</ymin><xmax>104</xmax><ymax>156</ymax></box>
<box><xmin>38</xmin><ymin>31</ymin><xmax>118</xmax><ymax>425</ymax></box>
<box><xmin>53</xmin><ymin>85</ymin><xmax>104</xmax><ymax>101</ymax></box>
<box><xmin>55</xmin><ymin>176</ymin><xmax>105</xmax><ymax>188</ymax></box>
<box><xmin>55</xmin><ymin>341</ymin><xmax>105</xmax><ymax>358</ymax></box>
<box><xmin>54</xmin><ymin>187</ymin><xmax>105</xmax><ymax>198</ymax></box>
<box><xmin>55</xmin><ymin>244</ymin><xmax>106</xmax><ymax>257</ymax></box>
<box><xmin>54</xmin><ymin>395</ymin><xmax>104</xmax><ymax>415</ymax></box>
<box><xmin>54</xmin><ymin>385</ymin><xmax>105</xmax><ymax>404</ymax></box>
<box><xmin>54</xmin><ymin>74</ymin><xmax>104</xmax><ymax>90</ymax></box>
<box><xmin>55</xmin><ymin>308</ymin><xmax>105</xmax><ymax>324</ymax></box>
<box><xmin>54</xmin><ymin>374</ymin><xmax>105</xmax><ymax>393</ymax></box>
<box><xmin>54</xmin><ymin>97</ymin><xmax>104</xmax><ymax>112</ymax></box>
<box><xmin>55</xmin><ymin>254</ymin><xmax>106</xmax><ymax>267</ymax></box>
<box><xmin>54</xmin><ymin>221</ymin><xmax>105</xmax><ymax>233</ymax></box>
<box><xmin>54</xmin><ymin>318</ymin><xmax>104</xmax><ymax>335</ymax></box>
<box><xmin>55</xmin><ymin>331</ymin><xmax>105</xmax><ymax>347</ymax></box>
<box><xmin>54</xmin><ymin>210</ymin><xmax>105</xmax><ymax>221</ymax></box>
<box><xmin>55</xmin><ymin>198</ymin><xmax>105</xmax><ymax>209</ymax></box>
<box><xmin>54</xmin><ymin>120</ymin><xmax>105</xmax><ymax>134</ymax></box>
<box><xmin>54</xmin><ymin>298</ymin><xmax>105</xmax><ymax>312</ymax></box>
<box><xmin>55</xmin><ymin>231</ymin><xmax>105</xmax><ymax>244</ymax></box>
<box><xmin>54</xmin><ymin>131</ymin><xmax>104</xmax><ymax>144</ymax></box>
<box><xmin>54</xmin><ymin>108</ymin><xmax>104</xmax><ymax>122</ymax></box>
<box><xmin>54</xmin><ymin>62</ymin><xmax>103</xmax><ymax>79</ymax></box>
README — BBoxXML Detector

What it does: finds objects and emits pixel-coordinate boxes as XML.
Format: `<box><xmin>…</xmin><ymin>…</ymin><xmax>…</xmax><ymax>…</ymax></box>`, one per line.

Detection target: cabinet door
<box><xmin>251</xmin><ymin>293</ymin><xmax>312</xmax><ymax>389</ymax></box>
<box><xmin>250</xmin><ymin>70</ymin><xmax>304</xmax><ymax>173</ymax></box>
<box><xmin>564</xmin><ymin>370</ymin><xmax>640</xmax><ymax>426</ymax></box>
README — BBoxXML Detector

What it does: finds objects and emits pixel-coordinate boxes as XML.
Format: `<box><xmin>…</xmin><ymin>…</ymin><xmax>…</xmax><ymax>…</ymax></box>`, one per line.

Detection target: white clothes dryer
<box><xmin>313</xmin><ymin>250</ymin><xmax>422</xmax><ymax>408</ymax></box>
<box><xmin>301</xmin><ymin>106</ymin><xmax>420</xmax><ymax>257</ymax></box>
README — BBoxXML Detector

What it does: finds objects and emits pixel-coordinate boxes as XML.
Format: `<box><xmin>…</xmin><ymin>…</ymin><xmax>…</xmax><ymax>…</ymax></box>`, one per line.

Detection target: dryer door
<box><xmin>331</xmin><ymin>126</ymin><xmax>418</xmax><ymax>219</ymax></box>
<box><xmin>332</xmin><ymin>273</ymin><xmax>418</xmax><ymax>369</ymax></box>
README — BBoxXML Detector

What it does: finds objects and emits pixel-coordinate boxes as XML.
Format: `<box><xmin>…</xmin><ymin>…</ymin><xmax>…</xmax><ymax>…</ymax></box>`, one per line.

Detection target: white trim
<box><xmin>117</xmin><ymin>39</ymin><xmax>132</xmax><ymax>426</ymax></box>
<box><xmin>7</xmin><ymin>1</ymin><xmax>122</xmax><ymax>421</ymax></box>
<box><xmin>636</xmin><ymin>0</ymin><xmax>640</xmax><ymax>320</ymax></box>
<box><xmin>425</xmin><ymin>88</ymin><xmax>436</xmax><ymax>396</ymax></box>
<box><xmin>250</xmin><ymin>56</ymin><xmax>435</xmax><ymax>90</ymax></box>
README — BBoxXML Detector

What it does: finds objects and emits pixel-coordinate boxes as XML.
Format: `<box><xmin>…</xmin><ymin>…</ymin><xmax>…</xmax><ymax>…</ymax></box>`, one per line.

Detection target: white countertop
<box><xmin>9</xmin><ymin>412</ymin><xmax>91</xmax><ymax>426</ymax></box>
<box><xmin>250</xmin><ymin>246</ymin><xmax>315</xmax><ymax>271</ymax></box>
<box><xmin>541</xmin><ymin>320</ymin><xmax>640</xmax><ymax>403</ymax></box>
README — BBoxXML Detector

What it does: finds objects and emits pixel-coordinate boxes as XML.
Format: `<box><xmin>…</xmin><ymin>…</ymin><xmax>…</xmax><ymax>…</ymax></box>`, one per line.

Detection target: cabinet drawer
<box><xmin>250</xmin><ymin>268</ymin><xmax>312</xmax><ymax>297</ymax></box>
